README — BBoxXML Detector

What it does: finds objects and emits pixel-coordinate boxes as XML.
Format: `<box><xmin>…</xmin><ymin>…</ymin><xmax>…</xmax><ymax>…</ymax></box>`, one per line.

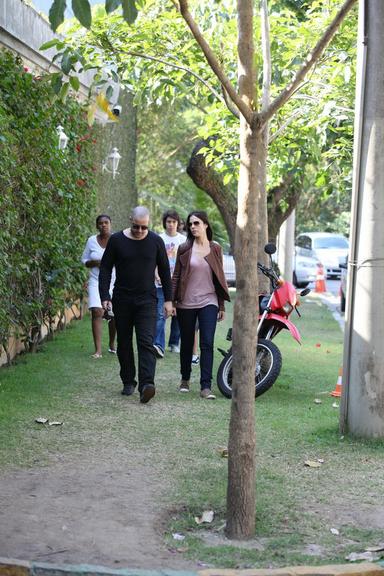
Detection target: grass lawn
<box><xmin>0</xmin><ymin>292</ymin><xmax>384</xmax><ymax>568</ymax></box>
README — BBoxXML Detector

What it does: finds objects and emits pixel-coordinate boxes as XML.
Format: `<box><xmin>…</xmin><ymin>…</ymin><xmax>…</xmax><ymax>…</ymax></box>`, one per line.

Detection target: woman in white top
<box><xmin>81</xmin><ymin>214</ymin><xmax>116</xmax><ymax>358</ymax></box>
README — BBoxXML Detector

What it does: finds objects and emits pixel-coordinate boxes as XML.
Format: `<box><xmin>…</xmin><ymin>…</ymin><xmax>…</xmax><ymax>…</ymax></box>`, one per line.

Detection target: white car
<box><xmin>223</xmin><ymin>254</ymin><xmax>236</xmax><ymax>287</ymax></box>
<box><xmin>293</xmin><ymin>251</ymin><xmax>320</xmax><ymax>288</ymax></box>
<box><xmin>295</xmin><ymin>232</ymin><xmax>349</xmax><ymax>278</ymax></box>
<box><xmin>340</xmin><ymin>256</ymin><xmax>348</xmax><ymax>312</ymax></box>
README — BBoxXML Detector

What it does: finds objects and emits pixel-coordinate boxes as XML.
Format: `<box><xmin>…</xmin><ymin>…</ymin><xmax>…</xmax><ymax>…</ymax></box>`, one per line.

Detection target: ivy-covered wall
<box><xmin>96</xmin><ymin>89</ymin><xmax>138</xmax><ymax>232</ymax></box>
<box><xmin>0</xmin><ymin>49</ymin><xmax>98</xmax><ymax>360</ymax></box>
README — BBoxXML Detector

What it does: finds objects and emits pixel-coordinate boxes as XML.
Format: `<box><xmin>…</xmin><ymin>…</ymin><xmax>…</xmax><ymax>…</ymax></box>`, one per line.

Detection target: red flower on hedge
<box><xmin>77</xmin><ymin>179</ymin><xmax>86</xmax><ymax>187</ymax></box>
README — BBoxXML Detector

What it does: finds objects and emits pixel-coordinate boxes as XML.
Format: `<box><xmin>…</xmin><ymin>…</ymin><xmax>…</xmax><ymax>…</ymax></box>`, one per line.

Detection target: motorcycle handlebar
<box><xmin>257</xmin><ymin>262</ymin><xmax>279</xmax><ymax>284</ymax></box>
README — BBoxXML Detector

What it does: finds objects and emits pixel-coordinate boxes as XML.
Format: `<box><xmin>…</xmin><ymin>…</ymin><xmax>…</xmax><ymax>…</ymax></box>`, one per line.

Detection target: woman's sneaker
<box><xmin>179</xmin><ymin>380</ymin><xmax>190</xmax><ymax>393</ymax></box>
<box><xmin>192</xmin><ymin>355</ymin><xmax>200</xmax><ymax>365</ymax></box>
<box><xmin>200</xmin><ymin>388</ymin><xmax>216</xmax><ymax>400</ymax></box>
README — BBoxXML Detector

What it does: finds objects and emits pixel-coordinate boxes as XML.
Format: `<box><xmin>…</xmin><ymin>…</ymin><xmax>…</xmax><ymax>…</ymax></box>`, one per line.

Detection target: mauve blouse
<box><xmin>177</xmin><ymin>252</ymin><xmax>218</xmax><ymax>309</ymax></box>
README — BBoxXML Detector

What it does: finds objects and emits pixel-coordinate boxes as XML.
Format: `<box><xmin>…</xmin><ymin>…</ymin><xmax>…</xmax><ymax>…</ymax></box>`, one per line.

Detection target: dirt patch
<box><xmin>0</xmin><ymin>452</ymin><xmax>196</xmax><ymax>570</ymax></box>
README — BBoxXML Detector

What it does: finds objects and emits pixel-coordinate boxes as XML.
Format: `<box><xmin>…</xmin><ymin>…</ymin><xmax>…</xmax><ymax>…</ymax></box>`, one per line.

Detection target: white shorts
<box><xmin>88</xmin><ymin>279</ymin><xmax>102</xmax><ymax>309</ymax></box>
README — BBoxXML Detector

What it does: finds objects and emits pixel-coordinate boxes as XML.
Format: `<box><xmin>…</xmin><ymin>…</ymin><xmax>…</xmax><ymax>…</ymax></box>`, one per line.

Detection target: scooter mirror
<box><xmin>300</xmin><ymin>288</ymin><xmax>311</xmax><ymax>297</ymax></box>
<box><xmin>264</xmin><ymin>243</ymin><xmax>277</xmax><ymax>255</ymax></box>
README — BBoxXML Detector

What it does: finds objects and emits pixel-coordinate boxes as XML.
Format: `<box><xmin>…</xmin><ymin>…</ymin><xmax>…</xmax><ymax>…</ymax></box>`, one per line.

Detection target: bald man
<box><xmin>99</xmin><ymin>206</ymin><xmax>173</xmax><ymax>403</ymax></box>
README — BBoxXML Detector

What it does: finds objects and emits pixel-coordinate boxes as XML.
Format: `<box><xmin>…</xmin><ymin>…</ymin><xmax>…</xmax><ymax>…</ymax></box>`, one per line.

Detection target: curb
<box><xmin>1</xmin><ymin>558</ymin><xmax>384</xmax><ymax>576</ymax></box>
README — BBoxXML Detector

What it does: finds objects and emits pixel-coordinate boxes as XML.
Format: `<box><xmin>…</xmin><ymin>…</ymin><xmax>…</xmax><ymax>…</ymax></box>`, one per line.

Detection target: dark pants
<box><xmin>112</xmin><ymin>297</ymin><xmax>157</xmax><ymax>392</ymax></box>
<box><xmin>168</xmin><ymin>315</ymin><xmax>180</xmax><ymax>347</ymax></box>
<box><xmin>177</xmin><ymin>305</ymin><xmax>218</xmax><ymax>390</ymax></box>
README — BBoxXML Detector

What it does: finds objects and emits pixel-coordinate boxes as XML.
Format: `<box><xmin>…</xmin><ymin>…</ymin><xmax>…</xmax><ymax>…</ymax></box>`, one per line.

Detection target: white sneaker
<box><xmin>192</xmin><ymin>355</ymin><xmax>200</xmax><ymax>365</ymax></box>
<box><xmin>170</xmin><ymin>345</ymin><xmax>180</xmax><ymax>353</ymax></box>
<box><xmin>153</xmin><ymin>345</ymin><xmax>164</xmax><ymax>358</ymax></box>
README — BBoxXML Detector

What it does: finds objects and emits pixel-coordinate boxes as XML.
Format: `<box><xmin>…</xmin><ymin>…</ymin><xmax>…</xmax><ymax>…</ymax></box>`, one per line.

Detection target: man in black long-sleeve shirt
<box><xmin>99</xmin><ymin>206</ymin><xmax>173</xmax><ymax>403</ymax></box>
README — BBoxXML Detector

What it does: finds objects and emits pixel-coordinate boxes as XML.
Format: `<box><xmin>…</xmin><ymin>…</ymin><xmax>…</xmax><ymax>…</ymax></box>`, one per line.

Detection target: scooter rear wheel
<box><xmin>216</xmin><ymin>338</ymin><xmax>282</xmax><ymax>399</ymax></box>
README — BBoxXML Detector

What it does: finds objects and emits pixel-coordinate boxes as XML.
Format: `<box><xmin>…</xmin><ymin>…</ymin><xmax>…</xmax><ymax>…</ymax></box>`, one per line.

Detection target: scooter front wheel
<box><xmin>216</xmin><ymin>338</ymin><xmax>282</xmax><ymax>399</ymax></box>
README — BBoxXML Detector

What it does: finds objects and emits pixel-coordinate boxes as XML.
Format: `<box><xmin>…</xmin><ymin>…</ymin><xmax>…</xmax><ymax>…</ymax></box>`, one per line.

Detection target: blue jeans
<box><xmin>154</xmin><ymin>287</ymin><xmax>165</xmax><ymax>352</ymax></box>
<box><xmin>177</xmin><ymin>305</ymin><xmax>218</xmax><ymax>389</ymax></box>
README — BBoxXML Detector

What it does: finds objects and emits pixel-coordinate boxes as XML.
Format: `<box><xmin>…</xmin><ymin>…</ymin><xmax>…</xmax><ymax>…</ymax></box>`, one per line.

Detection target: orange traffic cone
<box><xmin>331</xmin><ymin>367</ymin><xmax>343</xmax><ymax>397</ymax></box>
<box><xmin>315</xmin><ymin>263</ymin><xmax>327</xmax><ymax>293</ymax></box>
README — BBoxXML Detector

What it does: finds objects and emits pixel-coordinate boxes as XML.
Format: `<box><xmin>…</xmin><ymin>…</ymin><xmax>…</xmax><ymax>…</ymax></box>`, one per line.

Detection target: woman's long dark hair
<box><xmin>186</xmin><ymin>211</ymin><xmax>213</xmax><ymax>242</ymax></box>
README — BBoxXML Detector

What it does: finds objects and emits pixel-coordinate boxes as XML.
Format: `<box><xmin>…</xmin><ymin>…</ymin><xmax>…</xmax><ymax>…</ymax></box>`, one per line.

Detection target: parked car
<box><xmin>340</xmin><ymin>256</ymin><xmax>348</xmax><ymax>312</ymax></box>
<box><xmin>223</xmin><ymin>254</ymin><xmax>236</xmax><ymax>287</ymax></box>
<box><xmin>293</xmin><ymin>251</ymin><xmax>321</xmax><ymax>288</ymax></box>
<box><xmin>295</xmin><ymin>232</ymin><xmax>349</xmax><ymax>278</ymax></box>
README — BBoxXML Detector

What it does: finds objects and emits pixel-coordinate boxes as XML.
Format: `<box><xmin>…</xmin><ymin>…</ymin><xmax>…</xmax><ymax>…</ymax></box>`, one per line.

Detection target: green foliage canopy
<box><xmin>46</xmin><ymin>0</ymin><xmax>356</xmax><ymax>235</ymax></box>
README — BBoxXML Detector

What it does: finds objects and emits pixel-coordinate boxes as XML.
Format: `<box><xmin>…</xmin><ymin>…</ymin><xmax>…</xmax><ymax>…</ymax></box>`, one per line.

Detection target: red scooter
<box><xmin>217</xmin><ymin>243</ymin><xmax>310</xmax><ymax>398</ymax></box>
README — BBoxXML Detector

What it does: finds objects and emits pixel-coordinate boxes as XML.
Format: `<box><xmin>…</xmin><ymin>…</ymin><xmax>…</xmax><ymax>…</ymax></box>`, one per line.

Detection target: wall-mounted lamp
<box><xmin>57</xmin><ymin>125</ymin><xmax>69</xmax><ymax>150</ymax></box>
<box><xmin>102</xmin><ymin>147</ymin><xmax>122</xmax><ymax>180</ymax></box>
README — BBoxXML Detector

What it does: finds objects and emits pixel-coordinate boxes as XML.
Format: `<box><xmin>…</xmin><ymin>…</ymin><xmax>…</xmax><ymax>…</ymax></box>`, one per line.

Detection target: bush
<box><xmin>0</xmin><ymin>50</ymin><xmax>97</xmax><ymax>357</ymax></box>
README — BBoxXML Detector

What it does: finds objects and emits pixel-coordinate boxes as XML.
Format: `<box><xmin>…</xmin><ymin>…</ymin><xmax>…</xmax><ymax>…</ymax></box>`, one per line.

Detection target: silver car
<box><xmin>223</xmin><ymin>254</ymin><xmax>236</xmax><ymax>287</ymax></box>
<box><xmin>296</xmin><ymin>232</ymin><xmax>349</xmax><ymax>278</ymax></box>
<box><xmin>293</xmin><ymin>251</ymin><xmax>320</xmax><ymax>288</ymax></box>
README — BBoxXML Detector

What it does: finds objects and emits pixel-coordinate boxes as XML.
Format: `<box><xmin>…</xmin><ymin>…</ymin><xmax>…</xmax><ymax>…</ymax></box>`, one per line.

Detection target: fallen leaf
<box><xmin>332</xmin><ymin>402</ymin><xmax>339</xmax><ymax>408</ymax></box>
<box><xmin>365</xmin><ymin>545</ymin><xmax>384</xmax><ymax>552</ymax></box>
<box><xmin>304</xmin><ymin>460</ymin><xmax>322</xmax><ymax>468</ymax></box>
<box><xmin>314</xmin><ymin>398</ymin><xmax>322</xmax><ymax>404</ymax></box>
<box><xmin>195</xmin><ymin>510</ymin><xmax>214</xmax><ymax>524</ymax></box>
<box><xmin>35</xmin><ymin>417</ymin><xmax>48</xmax><ymax>424</ymax></box>
<box><xmin>218</xmin><ymin>447</ymin><xmax>228</xmax><ymax>458</ymax></box>
<box><xmin>172</xmin><ymin>533</ymin><xmax>185</xmax><ymax>541</ymax></box>
<box><xmin>346</xmin><ymin>551</ymin><xmax>381</xmax><ymax>562</ymax></box>
<box><xmin>330</xmin><ymin>528</ymin><xmax>340</xmax><ymax>535</ymax></box>
<box><xmin>315</xmin><ymin>343</ymin><xmax>321</xmax><ymax>348</ymax></box>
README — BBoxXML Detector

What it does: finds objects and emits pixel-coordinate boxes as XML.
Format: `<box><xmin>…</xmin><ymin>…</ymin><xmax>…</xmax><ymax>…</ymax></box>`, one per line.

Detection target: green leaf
<box><xmin>39</xmin><ymin>39</ymin><xmax>60</xmax><ymax>51</ymax></box>
<box><xmin>69</xmin><ymin>76</ymin><xmax>80</xmax><ymax>91</ymax></box>
<box><xmin>105</xmin><ymin>0</ymin><xmax>121</xmax><ymax>13</ymax></box>
<box><xmin>122</xmin><ymin>0</ymin><xmax>138</xmax><ymax>24</ymax></box>
<box><xmin>71</xmin><ymin>0</ymin><xmax>92</xmax><ymax>29</ymax></box>
<box><xmin>51</xmin><ymin>73</ymin><xmax>63</xmax><ymax>94</ymax></box>
<box><xmin>61</xmin><ymin>52</ymin><xmax>73</xmax><ymax>75</ymax></box>
<box><xmin>59</xmin><ymin>81</ymin><xmax>70</xmax><ymax>100</ymax></box>
<box><xmin>49</xmin><ymin>0</ymin><xmax>66</xmax><ymax>32</ymax></box>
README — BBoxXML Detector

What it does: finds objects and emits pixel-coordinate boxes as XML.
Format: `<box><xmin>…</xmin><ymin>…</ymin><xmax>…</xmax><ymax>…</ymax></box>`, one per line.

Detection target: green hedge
<box><xmin>0</xmin><ymin>50</ymin><xmax>97</xmax><ymax>359</ymax></box>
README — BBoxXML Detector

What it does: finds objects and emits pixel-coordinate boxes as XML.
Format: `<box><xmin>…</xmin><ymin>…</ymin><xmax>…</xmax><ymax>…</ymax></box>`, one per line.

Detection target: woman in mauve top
<box><xmin>172</xmin><ymin>211</ymin><xmax>230</xmax><ymax>399</ymax></box>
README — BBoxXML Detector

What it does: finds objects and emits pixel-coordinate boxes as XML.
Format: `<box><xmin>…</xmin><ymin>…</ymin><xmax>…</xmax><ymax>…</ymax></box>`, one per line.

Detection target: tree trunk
<box><xmin>226</xmin><ymin>0</ymin><xmax>259</xmax><ymax>540</ymax></box>
<box><xmin>341</xmin><ymin>0</ymin><xmax>384</xmax><ymax>437</ymax></box>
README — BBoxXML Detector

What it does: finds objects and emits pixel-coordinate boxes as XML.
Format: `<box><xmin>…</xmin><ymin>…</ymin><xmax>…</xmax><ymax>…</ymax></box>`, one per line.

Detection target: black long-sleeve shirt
<box><xmin>99</xmin><ymin>230</ymin><xmax>172</xmax><ymax>303</ymax></box>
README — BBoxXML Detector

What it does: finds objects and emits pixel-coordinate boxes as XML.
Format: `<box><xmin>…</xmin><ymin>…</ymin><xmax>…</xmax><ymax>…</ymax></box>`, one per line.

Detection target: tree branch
<box><xmin>261</xmin><ymin>0</ymin><xmax>271</xmax><ymax>112</ymax></box>
<box><xmin>259</xmin><ymin>0</ymin><xmax>357</xmax><ymax>126</ymax></box>
<box><xmin>114</xmin><ymin>48</ymin><xmax>225</xmax><ymax>103</ymax></box>
<box><xmin>187</xmin><ymin>140</ymin><xmax>237</xmax><ymax>250</ymax></box>
<box><xmin>222</xmin><ymin>86</ymin><xmax>240</xmax><ymax>118</ymax></box>
<box><xmin>268</xmin><ymin>109</ymin><xmax>303</xmax><ymax>143</ymax></box>
<box><xmin>177</xmin><ymin>0</ymin><xmax>254</xmax><ymax>124</ymax></box>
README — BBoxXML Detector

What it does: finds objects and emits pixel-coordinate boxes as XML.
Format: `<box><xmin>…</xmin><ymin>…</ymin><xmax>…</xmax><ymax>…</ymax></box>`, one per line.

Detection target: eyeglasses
<box><xmin>188</xmin><ymin>221</ymin><xmax>201</xmax><ymax>227</ymax></box>
<box><xmin>131</xmin><ymin>223</ymin><xmax>148</xmax><ymax>231</ymax></box>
